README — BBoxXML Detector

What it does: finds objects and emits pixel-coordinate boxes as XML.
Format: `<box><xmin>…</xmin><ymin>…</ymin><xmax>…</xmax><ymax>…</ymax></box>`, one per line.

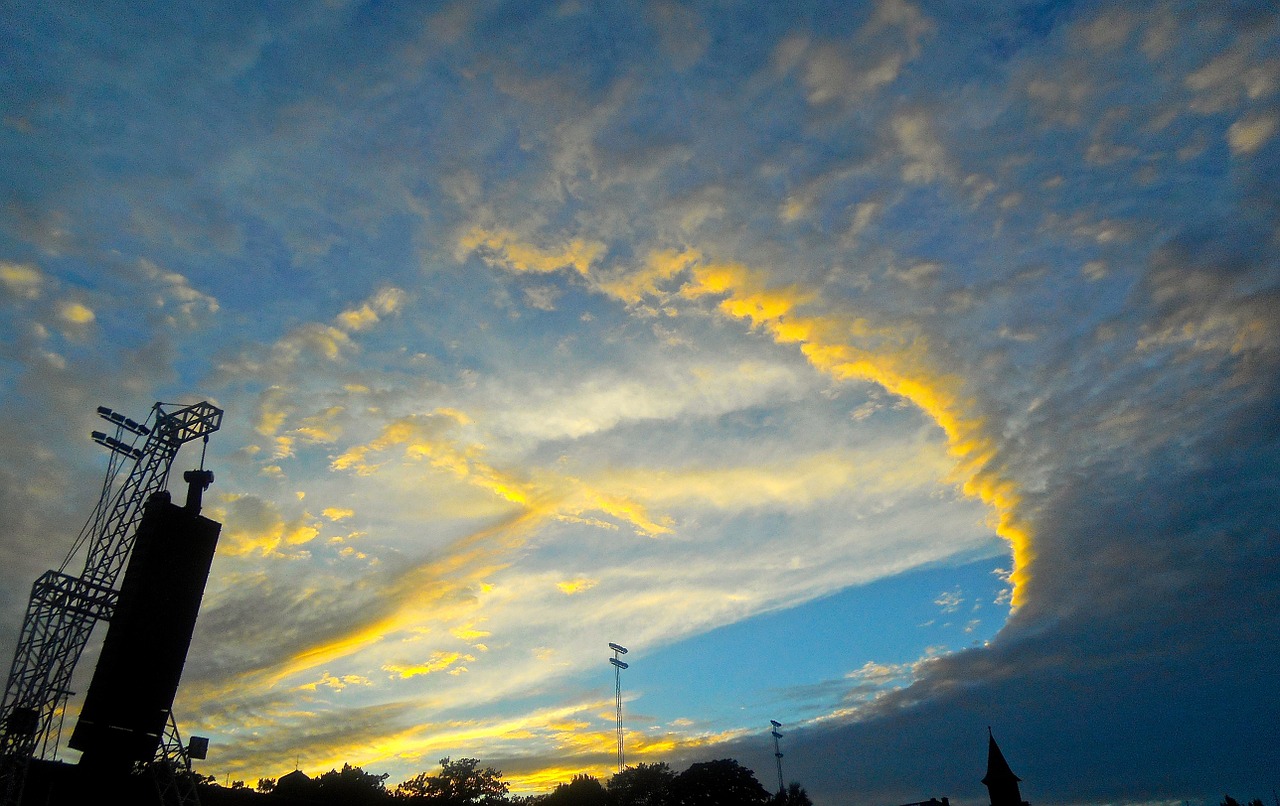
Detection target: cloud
<box><xmin>459</xmin><ymin>228</ymin><xmax>604</xmax><ymax>278</ymax></box>
<box><xmin>646</xmin><ymin>2</ymin><xmax>709</xmax><ymax>71</ymax></box>
<box><xmin>211</xmin><ymin>494</ymin><xmax>322</xmax><ymax>557</ymax></box>
<box><xmin>337</xmin><ymin>286</ymin><xmax>407</xmax><ymax>332</ymax></box>
<box><xmin>556</xmin><ymin>578</ymin><xmax>596</xmax><ymax>595</ymax></box>
<box><xmin>0</xmin><ymin>261</ymin><xmax>43</xmax><ymax>298</ymax></box>
<box><xmin>485</xmin><ymin>359</ymin><xmax>815</xmax><ymax>444</ymax></box>
<box><xmin>2</xmin><ymin>3</ymin><xmax>1276</xmax><ymax>802</ymax></box>
<box><xmin>216</xmin><ymin>285</ymin><xmax>407</xmax><ymax>385</ymax></box>
<box><xmin>384</xmin><ymin>651</ymin><xmax>476</xmax><ymax>679</ymax></box>
<box><xmin>136</xmin><ymin>257</ymin><xmax>220</xmax><ymax>325</ymax></box>
<box><xmin>1133</xmin><ymin>224</ymin><xmax>1280</xmax><ymax>368</ymax></box>
<box><xmin>466</xmin><ymin>236</ymin><xmax>1033</xmax><ymax>605</ymax></box>
<box><xmin>1184</xmin><ymin>39</ymin><xmax>1280</xmax><ymax>114</ymax></box>
<box><xmin>774</xmin><ymin>0</ymin><xmax>934</xmax><ymax>107</ymax></box>
<box><xmin>57</xmin><ymin>301</ymin><xmax>95</xmax><ymax>325</ymax></box>
<box><xmin>891</xmin><ymin>111</ymin><xmax>953</xmax><ymax>183</ymax></box>
<box><xmin>1072</xmin><ymin>8</ymin><xmax>1137</xmax><ymax>53</ymax></box>
<box><xmin>1227</xmin><ymin>112</ymin><xmax>1278</xmax><ymax>155</ymax></box>
<box><xmin>934</xmin><ymin>589</ymin><xmax>963</xmax><ymax>614</ymax></box>
<box><xmin>298</xmin><ymin>672</ymin><xmax>372</xmax><ymax>692</ymax></box>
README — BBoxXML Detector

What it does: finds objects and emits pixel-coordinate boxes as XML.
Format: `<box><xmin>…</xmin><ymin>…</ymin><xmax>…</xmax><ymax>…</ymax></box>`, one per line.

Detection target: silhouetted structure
<box><xmin>608</xmin><ymin>643</ymin><xmax>628</xmax><ymax>774</ymax></box>
<box><xmin>69</xmin><ymin>479</ymin><xmax>221</xmax><ymax>775</ymax></box>
<box><xmin>0</xmin><ymin>400</ymin><xmax>224</xmax><ymax>806</ymax></box>
<box><xmin>273</xmin><ymin>770</ymin><xmax>312</xmax><ymax>799</ymax></box>
<box><xmin>981</xmin><ymin>729</ymin><xmax>1028</xmax><ymax>806</ymax></box>
<box><xmin>770</xmin><ymin>721</ymin><xmax>784</xmax><ymax>795</ymax></box>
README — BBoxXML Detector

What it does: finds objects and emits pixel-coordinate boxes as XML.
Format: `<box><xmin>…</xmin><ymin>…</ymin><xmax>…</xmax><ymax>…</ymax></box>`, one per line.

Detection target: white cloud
<box><xmin>486</xmin><ymin>359</ymin><xmax>815</xmax><ymax>443</ymax></box>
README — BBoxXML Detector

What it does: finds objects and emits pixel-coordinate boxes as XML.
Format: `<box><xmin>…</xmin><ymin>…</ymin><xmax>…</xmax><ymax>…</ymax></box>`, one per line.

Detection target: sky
<box><xmin>0</xmin><ymin>1</ymin><xmax>1277</xmax><ymax>804</ymax></box>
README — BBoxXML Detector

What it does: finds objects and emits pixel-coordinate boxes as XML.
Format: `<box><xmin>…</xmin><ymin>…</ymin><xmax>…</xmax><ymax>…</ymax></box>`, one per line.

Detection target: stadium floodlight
<box><xmin>609</xmin><ymin>642</ymin><xmax>629</xmax><ymax>772</ymax></box>
<box><xmin>771</xmin><ymin>720</ymin><xmax>785</xmax><ymax>795</ymax></box>
<box><xmin>97</xmin><ymin>405</ymin><xmax>151</xmax><ymax>436</ymax></box>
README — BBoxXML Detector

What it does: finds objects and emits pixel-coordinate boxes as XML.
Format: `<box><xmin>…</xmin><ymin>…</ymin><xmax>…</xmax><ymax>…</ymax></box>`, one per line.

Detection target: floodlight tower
<box><xmin>608</xmin><ymin>643</ymin><xmax>628</xmax><ymax>773</ymax></box>
<box><xmin>770</xmin><ymin>720</ymin><xmax>785</xmax><ymax>795</ymax></box>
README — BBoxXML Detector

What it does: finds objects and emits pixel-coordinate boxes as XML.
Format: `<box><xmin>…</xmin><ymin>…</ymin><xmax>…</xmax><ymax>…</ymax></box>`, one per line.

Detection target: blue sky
<box><xmin>1</xmin><ymin>1</ymin><xmax>1277</xmax><ymax>804</ymax></box>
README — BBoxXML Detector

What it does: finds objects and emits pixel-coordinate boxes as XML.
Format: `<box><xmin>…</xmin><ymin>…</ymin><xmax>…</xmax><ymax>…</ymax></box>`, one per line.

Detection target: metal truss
<box><xmin>150</xmin><ymin>711</ymin><xmax>202</xmax><ymax>806</ymax></box>
<box><xmin>0</xmin><ymin>401</ymin><xmax>222</xmax><ymax>806</ymax></box>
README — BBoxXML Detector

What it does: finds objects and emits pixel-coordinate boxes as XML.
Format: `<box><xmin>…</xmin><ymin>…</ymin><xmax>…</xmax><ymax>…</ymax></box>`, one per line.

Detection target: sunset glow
<box><xmin>1</xmin><ymin>3</ymin><xmax>1276</xmax><ymax>805</ymax></box>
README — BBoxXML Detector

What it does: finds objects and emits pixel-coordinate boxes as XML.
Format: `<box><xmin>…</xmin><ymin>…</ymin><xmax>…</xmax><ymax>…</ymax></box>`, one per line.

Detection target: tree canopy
<box><xmin>395</xmin><ymin>757</ymin><xmax>511</xmax><ymax>805</ymax></box>
<box><xmin>668</xmin><ymin>759</ymin><xmax>770</xmax><ymax>806</ymax></box>
<box><xmin>769</xmin><ymin>782</ymin><xmax>813</xmax><ymax>806</ymax></box>
<box><xmin>190</xmin><ymin>755</ymin><xmax>793</xmax><ymax>806</ymax></box>
<box><xmin>314</xmin><ymin>763</ymin><xmax>390</xmax><ymax>804</ymax></box>
<box><xmin>541</xmin><ymin>774</ymin><xmax>607</xmax><ymax>806</ymax></box>
<box><xmin>606</xmin><ymin>762</ymin><xmax>676</xmax><ymax>806</ymax></box>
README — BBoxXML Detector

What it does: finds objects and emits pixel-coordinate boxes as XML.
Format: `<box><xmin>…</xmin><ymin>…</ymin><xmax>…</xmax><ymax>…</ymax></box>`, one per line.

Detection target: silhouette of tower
<box><xmin>770</xmin><ymin>720</ymin><xmax>784</xmax><ymax>795</ymax></box>
<box><xmin>982</xmin><ymin>728</ymin><xmax>1029</xmax><ymax>806</ymax></box>
<box><xmin>609</xmin><ymin>643</ymin><xmax>628</xmax><ymax>773</ymax></box>
<box><xmin>0</xmin><ymin>401</ymin><xmax>223</xmax><ymax>806</ymax></box>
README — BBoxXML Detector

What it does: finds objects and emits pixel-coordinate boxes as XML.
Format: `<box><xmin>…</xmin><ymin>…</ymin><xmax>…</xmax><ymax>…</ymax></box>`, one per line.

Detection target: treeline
<box><xmin>194</xmin><ymin>756</ymin><xmax>812</xmax><ymax>806</ymax></box>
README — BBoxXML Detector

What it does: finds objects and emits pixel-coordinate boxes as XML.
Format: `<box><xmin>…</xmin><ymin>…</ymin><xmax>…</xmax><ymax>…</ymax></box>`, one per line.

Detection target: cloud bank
<box><xmin>0</xmin><ymin>1</ymin><xmax>1276</xmax><ymax>803</ymax></box>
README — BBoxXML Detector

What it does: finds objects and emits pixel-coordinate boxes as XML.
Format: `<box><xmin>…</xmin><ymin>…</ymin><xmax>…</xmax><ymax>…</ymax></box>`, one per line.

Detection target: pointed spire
<box><xmin>982</xmin><ymin>729</ymin><xmax>1026</xmax><ymax>806</ymax></box>
<box><xmin>982</xmin><ymin>728</ymin><xmax>1021</xmax><ymax>785</ymax></box>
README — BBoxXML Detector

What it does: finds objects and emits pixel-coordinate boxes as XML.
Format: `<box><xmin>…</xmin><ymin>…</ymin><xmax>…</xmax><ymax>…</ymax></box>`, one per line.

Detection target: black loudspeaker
<box><xmin>69</xmin><ymin>493</ymin><xmax>220</xmax><ymax>774</ymax></box>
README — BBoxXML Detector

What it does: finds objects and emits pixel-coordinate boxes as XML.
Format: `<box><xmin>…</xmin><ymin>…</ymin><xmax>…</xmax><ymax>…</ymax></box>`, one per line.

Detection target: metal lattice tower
<box><xmin>770</xmin><ymin>720</ymin><xmax>785</xmax><ymax>795</ymax></box>
<box><xmin>0</xmin><ymin>401</ymin><xmax>222</xmax><ymax>806</ymax></box>
<box><xmin>608</xmin><ymin>643</ymin><xmax>628</xmax><ymax>774</ymax></box>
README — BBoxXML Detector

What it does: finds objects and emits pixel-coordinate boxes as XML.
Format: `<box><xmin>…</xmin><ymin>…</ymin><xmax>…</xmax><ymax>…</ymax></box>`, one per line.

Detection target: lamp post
<box><xmin>609</xmin><ymin>643</ymin><xmax>629</xmax><ymax>773</ymax></box>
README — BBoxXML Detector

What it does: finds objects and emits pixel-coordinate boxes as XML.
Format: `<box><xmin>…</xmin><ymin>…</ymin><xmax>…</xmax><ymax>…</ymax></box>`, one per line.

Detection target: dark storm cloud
<box><xmin>713</xmin><ymin>177</ymin><xmax>1280</xmax><ymax>806</ymax></box>
<box><xmin>764</xmin><ymin>442</ymin><xmax>1278</xmax><ymax>805</ymax></box>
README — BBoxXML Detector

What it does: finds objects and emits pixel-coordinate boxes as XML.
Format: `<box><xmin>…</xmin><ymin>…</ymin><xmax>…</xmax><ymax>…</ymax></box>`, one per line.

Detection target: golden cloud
<box><xmin>0</xmin><ymin>261</ymin><xmax>43</xmax><ymax>298</ymax></box>
<box><xmin>458</xmin><ymin>233</ymin><xmax>1035</xmax><ymax>605</ymax></box>
<box><xmin>556</xmin><ymin>578</ymin><xmax>598</xmax><ymax>595</ymax></box>
<box><xmin>384</xmin><ymin>651</ymin><xmax>477</xmax><ymax>679</ymax></box>
<box><xmin>58</xmin><ymin>301</ymin><xmax>96</xmax><ymax>325</ymax></box>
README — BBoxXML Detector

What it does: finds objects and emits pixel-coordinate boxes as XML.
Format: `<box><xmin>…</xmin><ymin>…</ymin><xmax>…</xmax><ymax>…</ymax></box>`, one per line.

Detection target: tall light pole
<box><xmin>609</xmin><ymin>643</ymin><xmax>629</xmax><ymax>773</ymax></box>
<box><xmin>771</xmin><ymin>720</ymin><xmax>785</xmax><ymax>795</ymax></box>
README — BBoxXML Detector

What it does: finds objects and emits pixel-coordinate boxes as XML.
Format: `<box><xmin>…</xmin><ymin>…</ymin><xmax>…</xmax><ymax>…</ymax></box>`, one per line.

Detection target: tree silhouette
<box><xmin>396</xmin><ymin>757</ymin><xmax>510</xmax><ymax>804</ymax></box>
<box><xmin>542</xmin><ymin>774</ymin><xmax>607</xmax><ymax>806</ymax></box>
<box><xmin>669</xmin><ymin>759</ymin><xmax>769</xmax><ymax>806</ymax></box>
<box><xmin>607</xmin><ymin>763</ymin><xmax>675</xmax><ymax>806</ymax></box>
<box><xmin>314</xmin><ymin>762</ymin><xmax>390</xmax><ymax>804</ymax></box>
<box><xmin>769</xmin><ymin>782</ymin><xmax>812</xmax><ymax>806</ymax></box>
